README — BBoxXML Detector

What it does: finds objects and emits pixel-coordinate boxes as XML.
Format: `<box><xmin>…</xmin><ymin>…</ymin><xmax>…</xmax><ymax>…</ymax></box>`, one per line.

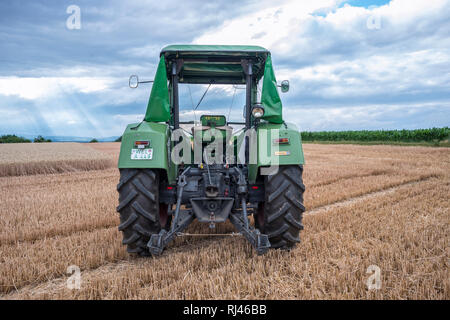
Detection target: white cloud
<box><xmin>0</xmin><ymin>76</ymin><xmax>114</xmax><ymax>100</ymax></box>
<box><xmin>194</xmin><ymin>0</ymin><xmax>450</xmax><ymax>117</ymax></box>
<box><xmin>113</xmin><ymin>113</ymin><xmax>144</xmax><ymax>123</ymax></box>
<box><xmin>279</xmin><ymin>48</ymin><xmax>450</xmax><ymax>98</ymax></box>
<box><xmin>120</xmin><ymin>44</ymin><xmax>162</xmax><ymax>59</ymax></box>
<box><xmin>194</xmin><ymin>0</ymin><xmax>339</xmax><ymax>49</ymax></box>
<box><xmin>285</xmin><ymin>101</ymin><xmax>450</xmax><ymax>131</ymax></box>
<box><xmin>194</xmin><ymin>0</ymin><xmax>450</xmax><ymax>60</ymax></box>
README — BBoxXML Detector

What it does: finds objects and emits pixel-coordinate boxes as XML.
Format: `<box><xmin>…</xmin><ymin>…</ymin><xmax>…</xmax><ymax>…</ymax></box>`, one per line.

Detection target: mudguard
<box><xmin>248</xmin><ymin>121</ymin><xmax>305</xmax><ymax>183</ymax></box>
<box><xmin>118</xmin><ymin>121</ymin><xmax>176</xmax><ymax>183</ymax></box>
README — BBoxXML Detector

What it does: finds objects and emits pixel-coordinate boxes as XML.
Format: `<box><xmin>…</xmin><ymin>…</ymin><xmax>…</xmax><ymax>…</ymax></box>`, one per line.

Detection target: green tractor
<box><xmin>117</xmin><ymin>45</ymin><xmax>305</xmax><ymax>256</ymax></box>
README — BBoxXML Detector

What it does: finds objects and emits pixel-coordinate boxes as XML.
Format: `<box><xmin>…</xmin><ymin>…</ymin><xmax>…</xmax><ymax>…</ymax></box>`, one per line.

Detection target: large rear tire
<box><xmin>116</xmin><ymin>169</ymin><xmax>170</xmax><ymax>256</ymax></box>
<box><xmin>256</xmin><ymin>165</ymin><xmax>305</xmax><ymax>249</ymax></box>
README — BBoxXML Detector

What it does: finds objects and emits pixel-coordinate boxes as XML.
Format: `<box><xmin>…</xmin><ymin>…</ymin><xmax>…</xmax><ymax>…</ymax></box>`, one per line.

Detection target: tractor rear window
<box><xmin>178</xmin><ymin>83</ymin><xmax>247</xmax><ymax>126</ymax></box>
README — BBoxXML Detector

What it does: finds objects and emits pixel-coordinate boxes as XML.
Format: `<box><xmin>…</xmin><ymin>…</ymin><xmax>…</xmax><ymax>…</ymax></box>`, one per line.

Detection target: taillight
<box><xmin>134</xmin><ymin>140</ymin><xmax>149</xmax><ymax>148</ymax></box>
<box><xmin>273</xmin><ymin>138</ymin><xmax>290</xmax><ymax>144</ymax></box>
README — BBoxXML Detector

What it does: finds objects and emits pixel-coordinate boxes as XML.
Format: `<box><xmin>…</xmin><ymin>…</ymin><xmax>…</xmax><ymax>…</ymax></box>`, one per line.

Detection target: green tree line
<box><xmin>0</xmin><ymin>134</ymin><xmax>52</xmax><ymax>143</ymax></box>
<box><xmin>301</xmin><ymin>127</ymin><xmax>449</xmax><ymax>142</ymax></box>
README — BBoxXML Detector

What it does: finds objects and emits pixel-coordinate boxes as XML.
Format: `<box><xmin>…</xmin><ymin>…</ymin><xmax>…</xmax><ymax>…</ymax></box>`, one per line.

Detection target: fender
<box><xmin>248</xmin><ymin>121</ymin><xmax>305</xmax><ymax>183</ymax></box>
<box><xmin>118</xmin><ymin>121</ymin><xmax>176</xmax><ymax>183</ymax></box>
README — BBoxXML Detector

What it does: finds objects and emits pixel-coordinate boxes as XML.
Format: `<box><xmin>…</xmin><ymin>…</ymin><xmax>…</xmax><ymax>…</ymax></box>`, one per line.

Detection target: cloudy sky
<box><xmin>0</xmin><ymin>0</ymin><xmax>449</xmax><ymax>138</ymax></box>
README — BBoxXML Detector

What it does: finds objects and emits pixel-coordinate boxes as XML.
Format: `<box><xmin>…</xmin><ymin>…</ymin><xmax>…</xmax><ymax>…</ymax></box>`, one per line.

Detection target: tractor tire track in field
<box><xmin>307</xmin><ymin>170</ymin><xmax>391</xmax><ymax>188</ymax></box>
<box><xmin>0</xmin><ymin>220</ymin><xmax>119</xmax><ymax>246</ymax></box>
<box><xmin>0</xmin><ymin>236</ymin><xmax>235</xmax><ymax>300</ymax></box>
<box><xmin>306</xmin><ymin>175</ymin><xmax>438</xmax><ymax>216</ymax></box>
<box><xmin>0</xmin><ymin>169</ymin><xmax>118</xmax><ymax>190</ymax></box>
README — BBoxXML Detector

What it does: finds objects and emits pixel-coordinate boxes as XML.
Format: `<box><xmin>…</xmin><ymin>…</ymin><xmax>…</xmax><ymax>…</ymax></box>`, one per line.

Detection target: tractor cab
<box><xmin>143</xmin><ymin>45</ymin><xmax>285</xmax><ymax>130</ymax></box>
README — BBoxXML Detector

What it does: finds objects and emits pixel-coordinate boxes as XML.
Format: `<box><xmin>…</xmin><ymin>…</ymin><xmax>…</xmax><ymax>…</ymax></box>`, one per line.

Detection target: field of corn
<box><xmin>301</xmin><ymin>127</ymin><xmax>450</xmax><ymax>143</ymax></box>
<box><xmin>0</xmin><ymin>142</ymin><xmax>448</xmax><ymax>300</ymax></box>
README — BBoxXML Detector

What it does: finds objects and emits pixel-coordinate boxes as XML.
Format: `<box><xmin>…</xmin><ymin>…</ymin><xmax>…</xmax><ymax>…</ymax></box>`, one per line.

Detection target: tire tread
<box><xmin>117</xmin><ymin>169</ymin><xmax>164</xmax><ymax>256</ymax></box>
<box><xmin>261</xmin><ymin>165</ymin><xmax>305</xmax><ymax>250</ymax></box>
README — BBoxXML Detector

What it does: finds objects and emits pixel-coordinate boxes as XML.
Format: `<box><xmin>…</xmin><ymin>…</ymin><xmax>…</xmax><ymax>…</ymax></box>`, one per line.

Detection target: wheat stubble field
<box><xmin>0</xmin><ymin>142</ymin><xmax>448</xmax><ymax>299</ymax></box>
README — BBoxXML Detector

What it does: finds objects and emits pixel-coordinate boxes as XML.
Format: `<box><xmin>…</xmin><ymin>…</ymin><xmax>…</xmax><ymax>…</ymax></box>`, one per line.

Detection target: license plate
<box><xmin>131</xmin><ymin>148</ymin><xmax>153</xmax><ymax>160</ymax></box>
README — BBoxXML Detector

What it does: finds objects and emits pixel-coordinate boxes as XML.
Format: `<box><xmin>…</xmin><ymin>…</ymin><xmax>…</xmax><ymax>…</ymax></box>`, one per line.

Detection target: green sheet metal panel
<box><xmin>142</xmin><ymin>45</ymin><xmax>284</xmax><ymax>125</ymax></box>
<box><xmin>248</xmin><ymin>121</ymin><xmax>305</xmax><ymax>183</ymax></box>
<box><xmin>118</xmin><ymin>121</ymin><xmax>176</xmax><ymax>183</ymax></box>
<box><xmin>260</xmin><ymin>55</ymin><xmax>283</xmax><ymax>124</ymax></box>
<box><xmin>144</xmin><ymin>56</ymin><xmax>171</xmax><ymax>122</ymax></box>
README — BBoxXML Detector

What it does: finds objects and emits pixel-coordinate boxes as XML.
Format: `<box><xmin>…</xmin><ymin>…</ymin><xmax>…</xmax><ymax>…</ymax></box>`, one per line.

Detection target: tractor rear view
<box><xmin>117</xmin><ymin>45</ymin><xmax>305</xmax><ymax>256</ymax></box>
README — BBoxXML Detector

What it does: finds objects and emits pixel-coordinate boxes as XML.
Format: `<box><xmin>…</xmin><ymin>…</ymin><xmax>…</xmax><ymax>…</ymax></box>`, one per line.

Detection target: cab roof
<box><xmin>160</xmin><ymin>44</ymin><xmax>270</xmax><ymax>84</ymax></box>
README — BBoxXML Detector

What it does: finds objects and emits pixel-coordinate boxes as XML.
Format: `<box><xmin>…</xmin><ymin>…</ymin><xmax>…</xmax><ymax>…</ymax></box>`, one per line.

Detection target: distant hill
<box><xmin>1</xmin><ymin>134</ymin><xmax>120</xmax><ymax>143</ymax></box>
<box><xmin>44</xmin><ymin>135</ymin><xmax>121</xmax><ymax>143</ymax></box>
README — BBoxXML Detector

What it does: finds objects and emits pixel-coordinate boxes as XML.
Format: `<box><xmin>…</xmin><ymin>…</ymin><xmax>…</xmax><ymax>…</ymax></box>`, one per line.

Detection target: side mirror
<box><xmin>129</xmin><ymin>75</ymin><xmax>153</xmax><ymax>88</ymax></box>
<box><xmin>280</xmin><ymin>80</ymin><xmax>289</xmax><ymax>93</ymax></box>
<box><xmin>129</xmin><ymin>75</ymin><xmax>139</xmax><ymax>88</ymax></box>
